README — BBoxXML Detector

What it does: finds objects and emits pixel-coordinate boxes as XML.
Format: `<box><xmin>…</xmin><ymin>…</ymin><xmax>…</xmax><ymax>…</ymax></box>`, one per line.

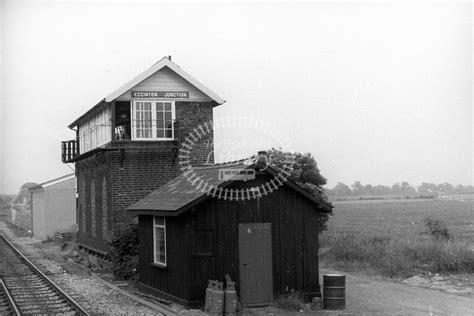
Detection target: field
<box><xmin>326</xmin><ymin>196</ymin><xmax>474</xmax><ymax>243</ymax></box>
<box><xmin>320</xmin><ymin>195</ymin><xmax>474</xmax><ymax>277</ymax></box>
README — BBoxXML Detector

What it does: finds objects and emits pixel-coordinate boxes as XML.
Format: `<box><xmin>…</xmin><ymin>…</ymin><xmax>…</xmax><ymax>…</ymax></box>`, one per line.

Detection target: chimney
<box><xmin>257</xmin><ymin>151</ymin><xmax>267</xmax><ymax>163</ymax></box>
<box><xmin>168</xmin><ymin>55</ymin><xmax>172</xmax><ymax>61</ymax></box>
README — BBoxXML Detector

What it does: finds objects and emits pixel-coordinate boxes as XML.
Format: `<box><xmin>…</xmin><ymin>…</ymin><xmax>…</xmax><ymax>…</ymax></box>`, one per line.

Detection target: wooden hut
<box><xmin>127</xmin><ymin>160</ymin><xmax>332</xmax><ymax>306</ymax></box>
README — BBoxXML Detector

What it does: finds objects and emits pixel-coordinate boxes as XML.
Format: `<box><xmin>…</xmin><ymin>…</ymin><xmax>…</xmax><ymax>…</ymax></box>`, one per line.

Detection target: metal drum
<box><xmin>323</xmin><ymin>274</ymin><xmax>346</xmax><ymax>310</ymax></box>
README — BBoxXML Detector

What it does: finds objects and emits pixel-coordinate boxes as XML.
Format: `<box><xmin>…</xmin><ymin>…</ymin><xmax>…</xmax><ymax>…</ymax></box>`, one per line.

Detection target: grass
<box><xmin>275</xmin><ymin>291</ymin><xmax>306</xmax><ymax>311</ymax></box>
<box><xmin>320</xmin><ymin>197</ymin><xmax>474</xmax><ymax>277</ymax></box>
<box><xmin>326</xmin><ymin>198</ymin><xmax>474</xmax><ymax>243</ymax></box>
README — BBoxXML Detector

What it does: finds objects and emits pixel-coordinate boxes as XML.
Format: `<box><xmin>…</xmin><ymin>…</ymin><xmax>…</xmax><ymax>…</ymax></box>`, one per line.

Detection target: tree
<box><xmin>400</xmin><ymin>181</ymin><xmax>416</xmax><ymax>197</ymax></box>
<box><xmin>330</xmin><ymin>182</ymin><xmax>352</xmax><ymax>197</ymax></box>
<box><xmin>265</xmin><ymin>148</ymin><xmax>332</xmax><ymax>232</ymax></box>
<box><xmin>351</xmin><ymin>181</ymin><xmax>365</xmax><ymax>196</ymax></box>
<box><xmin>391</xmin><ymin>183</ymin><xmax>401</xmax><ymax>195</ymax></box>
<box><xmin>364</xmin><ymin>184</ymin><xmax>374</xmax><ymax>195</ymax></box>
<box><xmin>437</xmin><ymin>183</ymin><xmax>454</xmax><ymax>194</ymax></box>
<box><xmin>418</xmin><ymin>183</ymin><xmax>438</xmax><ymax>196</ymax></box>
<box><xmin>14</xmin><ymin>182</ymin><xmax>39</xmax><ymax>205</ymax></box>
<box><xmin>0</xmin><ymin>195</ymin><xmax>12</xmax><ymax>210</ymax></box>
<box><xmin>373</xmin><ymin>185</ymin><xmax>390</xmax><ymax>195</ymax></box>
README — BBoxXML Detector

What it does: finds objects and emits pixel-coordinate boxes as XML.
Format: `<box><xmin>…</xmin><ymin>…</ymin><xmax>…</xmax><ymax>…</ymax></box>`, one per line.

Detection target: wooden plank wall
<box><xmin>138</xmin><ymin>215</ymin><xmax>191</xmax><ymax>302</ymax></box>
<box><xmin>116</xmin><ymin>67</ymin><xmax>211</xmax><ymax>102</ymax></box>
<box><xmin>138</xmin><ymin>174</ymin><xmax>321</xmax><ymax>304</ymax></box>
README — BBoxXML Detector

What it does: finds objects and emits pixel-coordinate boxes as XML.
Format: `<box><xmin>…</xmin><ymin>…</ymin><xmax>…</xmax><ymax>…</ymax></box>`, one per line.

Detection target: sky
<box><xmin>0</xmin><ymin>1</ymin><xmax>472</xmax><ymax>194</ymax></box>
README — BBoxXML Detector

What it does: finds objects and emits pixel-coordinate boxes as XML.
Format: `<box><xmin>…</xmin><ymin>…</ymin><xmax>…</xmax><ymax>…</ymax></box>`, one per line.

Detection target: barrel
<box><xmin>323</xmin><ymin>274</ymin><xmax>345</xmax><ymax>310</ymax></box>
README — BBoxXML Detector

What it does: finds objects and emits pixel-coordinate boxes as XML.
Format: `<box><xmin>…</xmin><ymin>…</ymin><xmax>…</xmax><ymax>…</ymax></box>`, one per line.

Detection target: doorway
<box><xmin>238</xmin><ymin>223</ymin><xmax>273</xmax><ymax>306</ymax></box>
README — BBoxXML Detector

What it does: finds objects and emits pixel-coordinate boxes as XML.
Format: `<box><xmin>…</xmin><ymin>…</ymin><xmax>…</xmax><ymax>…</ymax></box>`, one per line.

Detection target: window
<box><xmin>153</xmin><ymin>216</ymin><xmax>166</xmax><ymax>266</ymax></box>
<box><xmin>132</xmin><ymin>100</ymin><xmax>175</xmax><ymax>140</ymax></box>
<box><xmin>78</xmin><ymin>106</ymin><xmax>112</xmax><ymax>154</ymax></box>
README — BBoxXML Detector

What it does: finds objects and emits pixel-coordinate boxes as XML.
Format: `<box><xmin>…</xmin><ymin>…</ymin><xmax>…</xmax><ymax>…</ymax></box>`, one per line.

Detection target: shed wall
<box><xmin>138</xmin><ymin>176</ymin><xmax>321</xmax><ymax>305</ymax></box>
<box><xmin>31</xmin><ymin>178</ymin><xmax>76</xmax><ymax>240</ymax></box>
<box><xmin>31</xmin><ymin>190</ymin><xmax>46</xmax><ymax>239</ymax></box>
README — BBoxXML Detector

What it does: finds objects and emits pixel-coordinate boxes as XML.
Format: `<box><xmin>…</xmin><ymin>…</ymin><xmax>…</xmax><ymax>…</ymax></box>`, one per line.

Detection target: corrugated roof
<box><xmin>127</xmin><ymin>161</ymin><xmax>332</xmax><ymax>216</ymax></box>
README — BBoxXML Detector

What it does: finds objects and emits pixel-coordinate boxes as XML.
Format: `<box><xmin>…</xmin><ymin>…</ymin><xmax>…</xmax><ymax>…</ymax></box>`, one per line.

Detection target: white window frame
<box><xmin>78</xmin><ymin>106</ymin><xmax>111</xmax><ymax>154</ymax></box>
<box><xmin>153</xmin><ymin>216</ymin><xmax>167</xmax><ymax>266</ymax></box>
<box><xmin>131</xmin><ymin>100</ymin><xmax>176</xmax><ymax>141</ymax></box>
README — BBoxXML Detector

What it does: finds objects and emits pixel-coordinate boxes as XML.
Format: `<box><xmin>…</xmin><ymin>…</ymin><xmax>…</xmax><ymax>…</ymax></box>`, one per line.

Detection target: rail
<box><xmin>0</xmin><ymin>234</ymin><xmax>89</xmax><ymax>315</ymax></box>
<box><xmin>0</xmin><ymin>278</ymin><xmax>20</xmax><ymax>316</ymax></box>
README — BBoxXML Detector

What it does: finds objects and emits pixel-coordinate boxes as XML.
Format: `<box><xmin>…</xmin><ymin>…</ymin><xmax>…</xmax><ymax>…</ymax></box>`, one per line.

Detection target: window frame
<box><xmin>131</xmin><ymin>100</ymin><xmax>176</xmax><ymax>141</ymax></box>
<box><xmin>153</xmin><ymin>216</ymin><xmax>167</xmax><ymax>267</ymax></box>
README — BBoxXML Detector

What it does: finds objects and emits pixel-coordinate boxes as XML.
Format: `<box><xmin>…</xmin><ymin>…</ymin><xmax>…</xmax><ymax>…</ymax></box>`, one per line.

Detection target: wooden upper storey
<box><xmin>62</xmin><ymin>57</ymin><xmax>224</xmax><ymax>162</ymax></box>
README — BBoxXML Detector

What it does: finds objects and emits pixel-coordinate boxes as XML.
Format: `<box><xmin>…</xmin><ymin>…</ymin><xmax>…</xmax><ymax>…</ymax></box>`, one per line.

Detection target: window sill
<box><xmin>150</xmin><ymin>262</ymin><xmax>167</xmax><ymax>269</ymax></box>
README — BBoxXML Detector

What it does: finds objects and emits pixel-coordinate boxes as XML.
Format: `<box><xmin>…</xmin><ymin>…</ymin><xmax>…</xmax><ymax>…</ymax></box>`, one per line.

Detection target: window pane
<box><xmin>155</xmin><ymin>228</ymin><xmax>164</xmax><ymax>262</ymax></box>
<box><xmin>165</xmin><ymin>120</ymin><xmax>173</xmax><ymax>129</ymax></box>
<box><xmin>154</xmin><ymin>220</ymin><xmax>166</xmax><ymax>265</ymax></box>
<box><xmin>157</xmin><ymin>112</ymin><xmax>164</xmax><ymax>121</ymax></box>
<box><xmin>157</xmin><ymin>120</ymin><xmax>164</xmax><ymax>128</ymax></box>
<box><xmin>156</xmin><ymin>129</ymin><xmax>164</xmax><ymax>138</ymax></box>
<box><xmin>165</xmin><ymin>129</ymin><xmax>172</xmax><ymax>138</ymax></box>
<box><xmin>164</xmin><ymin>112</ymin><xmax>171</xmax><ymax>120</ymax></box>
<box><xmin>155</xmin><ymin>216</ymin><xmax>164</xmax><ymax>226</ymax></box>
<box><xmin>134</xmin><ymin>101</ymin><xmax>152</xmax><ymax>139</ymax></box>
<box><xmin>164</xmin><ymin>103</ymin><xmax>171</xmax><ymax>111</ymax></box>
<box><xmin>156</xmin><ymin>102</ymin><xmax>164</xmax><ymax>111</ymax></box>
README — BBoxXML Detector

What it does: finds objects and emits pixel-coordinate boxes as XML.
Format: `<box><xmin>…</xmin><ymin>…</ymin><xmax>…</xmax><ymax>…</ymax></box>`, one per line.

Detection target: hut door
<box><xmin>238</xmin><ymin>223</ymin><xmax>273</xmax><ymax>306</ymax></box>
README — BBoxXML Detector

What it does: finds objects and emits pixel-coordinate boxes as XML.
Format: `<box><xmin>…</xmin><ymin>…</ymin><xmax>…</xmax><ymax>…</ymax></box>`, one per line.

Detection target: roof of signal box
<box><xmin>68</xmin><ymin>56</ymin><xmax>225</xmax><ymax>128</ymax></box>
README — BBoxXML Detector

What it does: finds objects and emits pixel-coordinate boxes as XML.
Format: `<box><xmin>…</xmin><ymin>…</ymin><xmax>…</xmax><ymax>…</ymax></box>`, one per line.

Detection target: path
<box><xmin>318</xmin><ymin>268</ymin><xmax>473</xmax><ymax>315</ymax></box>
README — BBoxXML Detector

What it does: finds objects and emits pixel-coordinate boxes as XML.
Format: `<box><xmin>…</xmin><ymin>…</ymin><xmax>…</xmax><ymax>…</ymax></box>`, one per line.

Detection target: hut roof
<box><xmin>127</xmin><ymin>160</ymin><xmax>332</xmax><ymax>216</ymax></box>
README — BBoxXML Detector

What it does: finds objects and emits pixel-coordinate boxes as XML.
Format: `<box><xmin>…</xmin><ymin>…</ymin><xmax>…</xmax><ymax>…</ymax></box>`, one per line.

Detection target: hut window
<box><xmin>131</xmin><ymin>101</ymin><xmax>175</xmax><ymax>140</ymax></box>
<box><xmin>153</xmin><ymin>216</ymin><xmax>166</xmax><ymax>266</ymax></box>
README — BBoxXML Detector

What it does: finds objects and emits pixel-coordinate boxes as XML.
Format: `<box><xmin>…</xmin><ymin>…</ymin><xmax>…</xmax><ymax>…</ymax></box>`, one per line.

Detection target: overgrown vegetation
<box><xmin>320</xmin><ymin>230</ymin><xmax>474</xmax><ymax>278</ymax></box>
<box><xmin>108</xmin><ymin>224</ymin><xmax>138</xmax><ymax>280</ymax></box>
<box><xmin>275</xmin><ymin>290</ymin><xmax>306</xmax><ymax>311</ymax></box>
<box><xmin>423</xmin><ymin>216</ymin><xmax>450</xmax><ymax>240</ymax></box>
<box><xmin>266</xmin><ymin>148</ymin><xmax>332</xmax><ymax>232</ymax></box>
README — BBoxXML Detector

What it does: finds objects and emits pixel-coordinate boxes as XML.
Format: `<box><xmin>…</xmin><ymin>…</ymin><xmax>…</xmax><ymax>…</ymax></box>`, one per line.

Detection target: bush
<box><xmin>108</xmin><ymin>224</ymin><xmax>138</xmax><ymax>280</ymax></box>
<box><xmin>275</xmin><ymin>290</ymin><xmax>306</xmax><ymax>311</ymax></box>
<box><xmin>423</xmin><ymin>217</ymin><xmax>450</xmax><ymax>240</ymax></box>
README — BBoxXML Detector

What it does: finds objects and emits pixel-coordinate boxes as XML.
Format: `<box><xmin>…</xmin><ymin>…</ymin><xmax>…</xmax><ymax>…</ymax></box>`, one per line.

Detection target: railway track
<box><xmin>0</xmin><ymin>234</ymin><xmax>88</xmax><ymax>315</ymax></box>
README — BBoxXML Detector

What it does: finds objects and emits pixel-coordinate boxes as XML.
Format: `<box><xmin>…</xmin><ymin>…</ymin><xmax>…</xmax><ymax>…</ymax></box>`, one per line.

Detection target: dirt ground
<box><xmin>244</xmin><ymin>266</ymin><xmax>473</xmax><ymax>315</ymax></box>
<box><xmin>317</xmin><ymin>267</ymin><xmax>473</xmax><ymax>315</ymax></box>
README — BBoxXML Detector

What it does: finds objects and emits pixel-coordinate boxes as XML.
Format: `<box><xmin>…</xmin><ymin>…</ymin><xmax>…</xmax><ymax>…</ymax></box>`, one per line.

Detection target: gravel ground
<box><xmin>0</xmin><ymin>220</ymin><xmax>164</xmax><ymax>315</ymax></box>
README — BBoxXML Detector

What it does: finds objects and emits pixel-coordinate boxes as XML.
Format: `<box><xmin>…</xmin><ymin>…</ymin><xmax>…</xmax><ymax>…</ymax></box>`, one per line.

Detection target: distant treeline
<box><xmin>0</xmin><ymin>195</ymin><xmax>13</xmax><ymax>210</ymax></box>
<box><xmin>325</xmin><ymin>181</ymin><xmax>474</xmax><ymax>197</ymax></box>
<box><xmin>0</xmin><ymin>183</ymin><xmax>39</xmax><ymax>209</ymax></box>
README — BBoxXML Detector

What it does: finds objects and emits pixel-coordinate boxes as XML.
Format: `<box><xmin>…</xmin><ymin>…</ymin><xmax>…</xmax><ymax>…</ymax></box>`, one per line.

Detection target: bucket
<box><xmin>323</xmin><ymin>274</ymin><xmax>345</xmax><ymax>310</ymax></box>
